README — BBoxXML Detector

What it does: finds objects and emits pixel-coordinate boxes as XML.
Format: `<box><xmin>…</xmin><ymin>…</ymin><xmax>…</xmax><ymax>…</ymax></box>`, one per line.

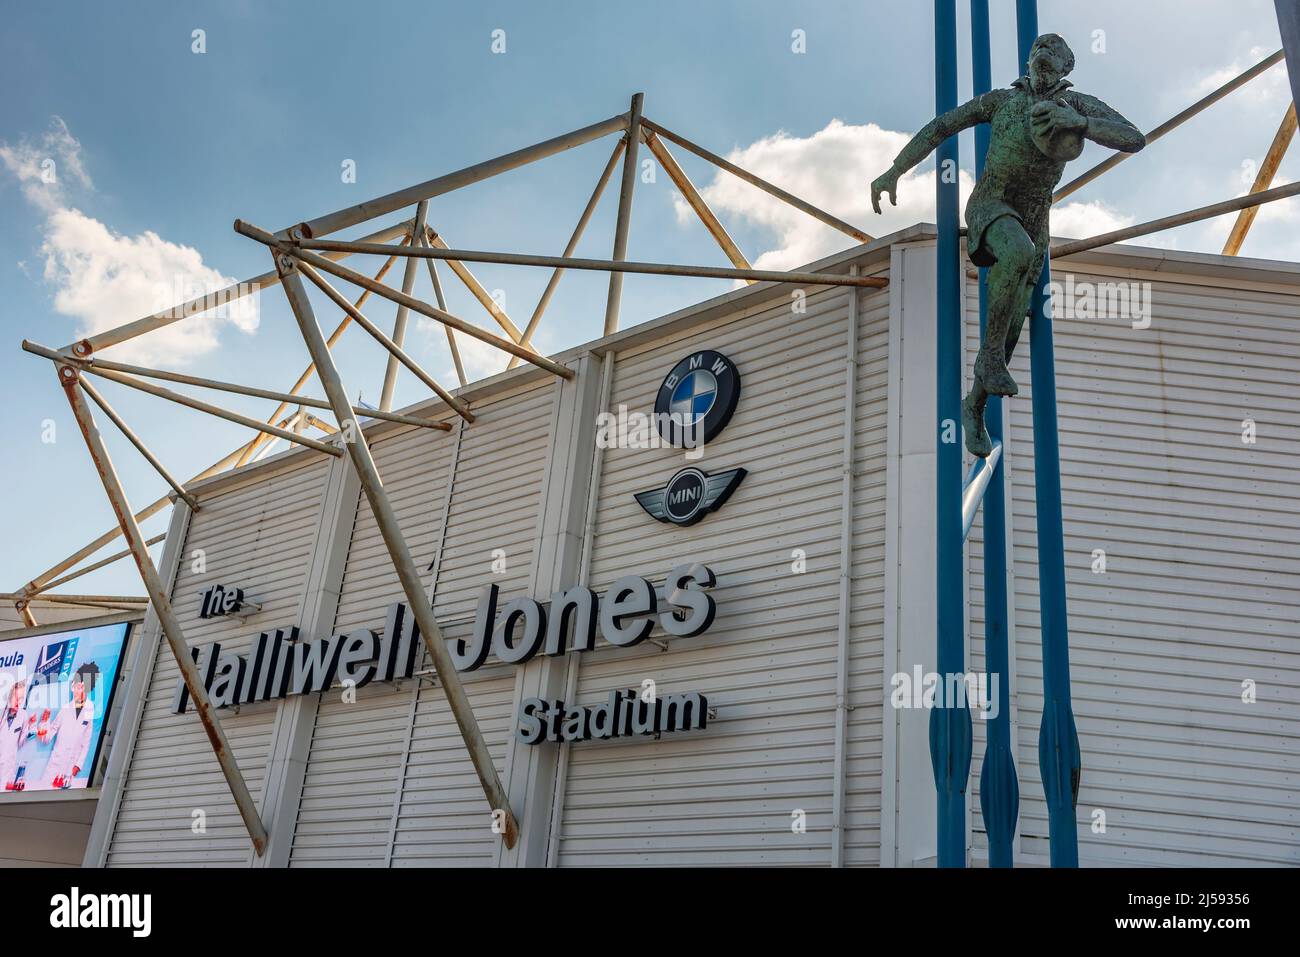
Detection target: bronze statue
<box><xmin>870</xmin><ymin>33</ymin><xmax>1144</xmax><ymax>457</ymax></box>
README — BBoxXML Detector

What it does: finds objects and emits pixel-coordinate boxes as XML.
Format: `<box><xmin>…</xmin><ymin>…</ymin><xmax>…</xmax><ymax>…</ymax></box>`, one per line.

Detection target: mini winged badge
<box><xmin>634</xmin><ymin>467</ymin><xmax>747</xmax><ymax>527</ymax></box>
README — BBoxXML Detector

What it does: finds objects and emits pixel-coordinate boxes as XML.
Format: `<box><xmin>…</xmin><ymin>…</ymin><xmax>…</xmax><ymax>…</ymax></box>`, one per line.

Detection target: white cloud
<box><xmin>40</xmin><ymin>208</ymin><xmax>257</xmax><ymax>366</ymax></box>
<box><xmin>679</xmin><ymin>119</ymin><xmax>976</xmax><ymax>272</ymax></box>
<box><xmin>683</xmin><ymin>119</ymin><xmax>1155</xmax><ymax>270</ymax></box>
<box><xmin>2</xmin><ymin>117</ymin><xmax>257</xmax><ymax>365</ymax></box>
<box><xmin>0</xmin><ymin>116</ymin><xmax>92</xmax><ymax>212</ymax></box>
<box><xmin>1189</xmin><ymin>47</ymin><xmax>1292</xmax><ymax>108</ymax></box>
<box><xmin>1050</xmin><ymin>200</ymin><xmax>1136</xmax><ymax>241</ymax></box>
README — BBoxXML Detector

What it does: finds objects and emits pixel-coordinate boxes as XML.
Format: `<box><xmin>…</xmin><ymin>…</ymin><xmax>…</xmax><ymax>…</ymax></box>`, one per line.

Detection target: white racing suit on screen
<box><xmin>39</xmin><ymin>700</ymin><xmax>94</xmax><ymax>788</ymax></box>
<box><xmin>0</xmin><ymin>706</ymin><xmax>27</xmax><ymax>789</ymax></box>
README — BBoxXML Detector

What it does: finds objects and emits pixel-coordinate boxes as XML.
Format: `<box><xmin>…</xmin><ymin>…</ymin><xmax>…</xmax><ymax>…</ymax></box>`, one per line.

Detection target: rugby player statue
<box><xmin>870</xmin><ymin>33</ymin><xmax>1144</xmax><ymax>457</ymax></box>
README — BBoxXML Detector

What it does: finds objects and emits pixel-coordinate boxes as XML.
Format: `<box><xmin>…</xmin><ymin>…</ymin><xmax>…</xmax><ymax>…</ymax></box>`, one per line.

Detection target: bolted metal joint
<box><xmin>57</xmin><ymin>363</ymin><xmax>80</xmax><ymax>384</ymax></box>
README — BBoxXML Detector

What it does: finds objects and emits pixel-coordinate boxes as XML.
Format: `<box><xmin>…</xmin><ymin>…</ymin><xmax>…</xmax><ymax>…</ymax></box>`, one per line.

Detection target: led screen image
<box><xmin>0</xmin><ymin>621</ymin><xmax>131</xmax><ymax>794</ymax></box>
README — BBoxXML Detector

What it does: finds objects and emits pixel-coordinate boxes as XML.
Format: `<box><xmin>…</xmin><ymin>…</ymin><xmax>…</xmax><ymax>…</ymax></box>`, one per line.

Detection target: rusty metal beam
<box><xmin>294</xmin><ymin>113</ymin><xmax>629</xmax><ymax>240</ymax></box>
<box><xmin>235</xmin><ymin>220</ymin><xmax>575</xmax><ymax>379</ymax></box>
<box><xmin>78</xmin><ymin>378</ymin><xmax>200</xmax><ymax>511</ymax></box>
<box><xmin>1223</xmin><ymin>101</ymin><xmax>1297</xmax><ymax>255</ymax></box>
<box><xmin>643</xmin><ymin>127</ymin><xmax>753</xmax><ymax>280</ymax></box>
<box><xmin>1055</xmin><ymin>48</ymin><xmax>1286</xmax><ymax>203</ymax></box>
<box><xmin>640</xmin><ymin>116</ymin><xmax>874</xmax><ymax>244</ymax></box>
<box><xmin>508</xmin><ymin>137</ymin><xmax>625</xmax><ymax>370</ymax></box>
<box><xmin>283</xmin><ymin>237</ymin><xmax>888</xmax><ymax>289</ymax></box>
<box><xmin>70</xmin><ymin>219</ymin><xmax>413</xmax><ymax>359</ymax></box>
<box><xmin>418</xmin><ymin>236</ymin><xmax>467</xmax><ymax>386</ymax></box>
<box><xmin>275</xmin><ymin>253</ymin><xmax>520</xmax><ymax>849</ymax></box>
<box><xmin>604</xmin><ymin>93</ymin><xmax>645</xmax><ymax>335</ymax></box>
<box><xmin>381</xmin><ymin>201</ymin><xmax>430</xmax><ymax>412</ymax></box>
<box><xmin>35</xmin><ymin>534</ymin><xmax>166</xmax><ymax>596</ymax></box>
<box><xmin>57</xmin><ymin>361</ymin><xmax>269</xmax><ymax>856</ymax></box>
<box><xmin>1051</xmin><ymin>179</ymin><xmax>1300</xmax><ymax>260</ymax></box>
<box><xmin>236</xmin><ymin>238</ymin><xmax>410</xmax><ymax>466</ymax></box>
<box><xmin>425</xmin><ymin>227</ymin><xmax>526</xmax><ymax>343</ymax></box>
<box><xmin>293</xmin><ymin>258</ymin><xmax>475</xmax><ymax>422</ymax></box>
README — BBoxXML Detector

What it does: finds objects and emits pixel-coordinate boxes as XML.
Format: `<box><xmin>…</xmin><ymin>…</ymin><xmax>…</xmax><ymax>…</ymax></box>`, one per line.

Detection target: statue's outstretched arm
<box><xmin>1072</xmin><ymin>94</ymin><xmax>1145</xmax><ymax>153</ymax></box>
<box><xmin>871</xmin><ymin>93</ymin><xmax>1002</xmax><ymax>212</ymax></box>
<box><xmin>894</xmin><ymin>94</ymin><xmax>1000</xmax><ymax>174</ymax></box>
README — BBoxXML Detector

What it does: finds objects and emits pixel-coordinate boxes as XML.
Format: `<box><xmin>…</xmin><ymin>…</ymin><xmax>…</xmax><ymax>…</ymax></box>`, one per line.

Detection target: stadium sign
<box><xmin>172</xmin><ymin>563</ymin><xmax>718</xmax><ymax>720</ymax></box>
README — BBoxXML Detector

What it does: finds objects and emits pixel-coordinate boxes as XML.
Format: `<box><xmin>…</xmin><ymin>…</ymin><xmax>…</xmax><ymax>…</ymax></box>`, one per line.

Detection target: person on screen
<box><xmin>1</xmin><ymin>679</ymin><xmax>28</xmax><ymax>791</ymax></box>
<box><xmin>37</xmin><ymin>663</ymin><xmax>99</xmax><ymax>789</ymax></box>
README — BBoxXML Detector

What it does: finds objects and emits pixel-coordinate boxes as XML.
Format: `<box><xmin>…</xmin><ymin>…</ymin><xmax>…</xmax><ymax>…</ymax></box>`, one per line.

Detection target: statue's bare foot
<box><xmin>962</xmin><ymin>392</ymin><xmax>993</xmax><ymax>458</ymax></box>
<box><xmin>974</xmin><ymin>348</ymin><xmax>1018</xmax><ymax>397</ymax></box>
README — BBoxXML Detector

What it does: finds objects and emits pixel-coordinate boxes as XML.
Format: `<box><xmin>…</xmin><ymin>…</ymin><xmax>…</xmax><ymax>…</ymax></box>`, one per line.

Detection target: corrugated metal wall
<box><xmin>289</xmin><ymin>383</ymin><xmax>554</xmax><ymax>866</ymax></box>
<box><xmin>104</xmin><ymin>458</ymin><xmax>330</xmax><ymax>866</ymax></box>
<box><xmin>96</xmin><ymin>239</ymin><xmax>1298</xmax><ymax>868</ymax></box>
<box><xmin>554</xmin><ymin>274</ymin><xmax>892</xmax><ymax>865</ymax></box>
<box><xmin>966</xmin><ymin>261</ymin><xmax>1300</xmax><ymax>866</ymax></box>
<box><xmin>843</xmin><ymin>275</ymin><xmax>893</xmax><ymax>866</ymax></box>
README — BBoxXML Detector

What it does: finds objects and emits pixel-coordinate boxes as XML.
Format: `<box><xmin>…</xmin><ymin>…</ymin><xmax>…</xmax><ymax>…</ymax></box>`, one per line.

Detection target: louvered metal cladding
<box><xmin>556</xmin><ymin>276</ymin><xmax>891</xmax><ymax>866</ymax></box>
<box><xmin>965</xmin><ymin>264</ymin><xmax>1300</xmax><ymax>866</ymax></box>
<box><xmin>104</xmin><ymin>459</ymin><xmax>330</xmax><ymax>866</ymax></box>
<box><xmin>289</xmin><ymin>384</ymin><xmax>553</xmax><ymax>865</ymax></box>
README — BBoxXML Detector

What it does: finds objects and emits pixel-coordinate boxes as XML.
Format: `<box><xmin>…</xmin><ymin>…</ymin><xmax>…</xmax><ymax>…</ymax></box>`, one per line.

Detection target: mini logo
<box><xmin>654</xmin><ymin>350</ymin><xmax>740</xmax><ymax>447</ymax></box>
<box><xmin>635</xmin><ymin>467</ymin><xmax>747</xmax><ymax>526</ymax></box>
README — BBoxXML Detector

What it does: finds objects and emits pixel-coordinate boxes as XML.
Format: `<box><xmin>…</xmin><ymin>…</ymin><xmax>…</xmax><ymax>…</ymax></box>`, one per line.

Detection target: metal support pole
<box><xmin>381</xmin><ymin>200</ymin><xmax>429</xmax><ymax>411</ymax></box>
<box><xmin>639</xmin><ymin>118</ymin><xmax>874</xmax><ymax>244</ymax></box>
<box><xmin>297</xmin><ymin>113</ymin><xmax>629</xmax><ymax>240</ymax></box>
<box><xmin>425</xmin><ymin>227</ymin><xmax>525</xmax><ymax>343</ymax></box>
<box><xmin>508</xmin><ymin>138</ymin><xmax>625</xmax><ymax>369</ymax></box>
<box><xmin>236</xmin><ymin>240</ymin><xmax>409</xmax><ymax>467</ymax></box>
<box><xmin>1053</xmin><ymin>48</ymin><xmax>1286</xmax><ymax>203</ymax></box>
<box><xmin>274</xmin><ymin>254</ymin><xmax>520</xmax><ymax>849</ymax></box>
<box><xmin>78</xmin><ymin>378</ymin><xmax>200</xmax><ymax>511</ymax></box>
<box><xmin>1052</xmin><ymin>179</ymin><xmax>1300</xmax><ymax>260</ymax></box>
<box><xmin>37</xmin><ymin>534</ymin><xmax>166</xmax><ymax>595</ymax></box>
<box><xmin>235</xmin><ymin>220</ymin><xmax>574</xmax><ymax>380</ymax></box>
<box><xmin>294</xmin><ymin>259</ymin><xmax>475</xmax><ymax>421</ymax></box>
<box><xmin>57</xmin><ymin>362</ymin><xmax>268</xmax><ymax>856</ymax></box>
<box><xmin>830</xmin><ymin>266</ymin><xmax>859</xmax><ymax>866</ymax></box>
<box><xmin>24</xmin><ymin>347</ymin><xmax>343</xmax><ymax>458</ymax></box>
<box><xmin>46</xmin><ymin>347</ymin><xmax>450</xmax><ymax>433</ymax></box>
<box><xmin>604</xmin><ymin>92</ymin><xmax>644</xmax><ymax>335</ymax></box>
<box><xmin>971</xmin><ymin>0</ymin><xmax>1017</xmax><ymax>868</ymax></box>
<box><xmin>1018</xmin><ymin>0</ymin><xmax>1080</xmax><ymax>869</ymax></box>
<box><xmin>418</xmin><ymin>234</ymin><xmax>466</xmax><ymax>386</ymax></box>
<box><xmin>1223</xmin><ymin>101</ymin><xmax>1297</xmax><ymax>255</ymax></box>
<box><xmin>72</xmin><ymin>219</ymin><xmax>412</xmax><ymax>359</ymax></box>
<box><xmin>288</xmin><ymin>237</ymin><xmax>887</xmax><ymax>288</ymax></box>
<box><xmin>932</xmin><ymin>0</ymin><xmax>971</xmax><ymax>869</ymax></box>
<box><xmin>642</xmin><ymin>128</ymin><xmax>753</xmax><ymax>278</ymax></box>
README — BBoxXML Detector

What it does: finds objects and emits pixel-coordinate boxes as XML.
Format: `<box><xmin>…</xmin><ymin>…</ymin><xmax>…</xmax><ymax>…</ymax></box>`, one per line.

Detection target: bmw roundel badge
<box><xmin>654</xmin><ymin>350</ymin><xmax>740</xmax><ymax>448</ymax></box>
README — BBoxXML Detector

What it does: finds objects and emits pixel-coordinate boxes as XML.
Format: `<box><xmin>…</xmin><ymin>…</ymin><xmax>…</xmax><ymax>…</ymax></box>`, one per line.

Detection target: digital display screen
<box><xmin>0</xmin><ymin>621</ymin><xmax>131</xmax><ymax>794</ymax></box>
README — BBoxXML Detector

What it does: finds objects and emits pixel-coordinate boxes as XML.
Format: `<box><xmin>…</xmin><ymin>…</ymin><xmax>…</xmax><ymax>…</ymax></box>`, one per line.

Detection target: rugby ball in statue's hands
<box><xmin>1030</xmin><ymin>99</ymin><xmax>1085</xmax><ymax>162</ymax></box>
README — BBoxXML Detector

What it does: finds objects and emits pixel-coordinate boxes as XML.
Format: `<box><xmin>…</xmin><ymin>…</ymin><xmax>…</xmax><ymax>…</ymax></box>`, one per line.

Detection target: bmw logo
<box><xmin>654</xmin><ymin>350</ymin><xmax>740</xmax><ymax>447</ymax></box>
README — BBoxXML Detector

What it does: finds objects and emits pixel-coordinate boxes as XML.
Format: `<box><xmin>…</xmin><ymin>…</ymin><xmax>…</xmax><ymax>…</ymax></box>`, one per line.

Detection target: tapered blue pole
<box><xmin>930</xmin><ymin>0</ymin><xmax>972</xmax><ymax>869</ymax></box>
<box><xmin>971</xmin><ymin>0</ymin><xmax>1018</xmax><ymax>869</ymax></box>
<box><xmin>1015</xmin><ymin>0</ymin><xmax>1081</xmax><ymax>868</ymax></box>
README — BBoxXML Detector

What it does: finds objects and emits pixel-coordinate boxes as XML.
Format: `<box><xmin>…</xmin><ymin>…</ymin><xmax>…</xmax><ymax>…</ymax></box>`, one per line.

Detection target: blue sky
<box><xmin>1</xmin><ymin>0</ymin><xmax>1294</xmax><ymax>599</ymax></box>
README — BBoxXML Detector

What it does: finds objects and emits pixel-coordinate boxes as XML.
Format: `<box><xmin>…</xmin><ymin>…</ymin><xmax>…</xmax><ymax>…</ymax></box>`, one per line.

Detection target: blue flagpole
<box><xmin>931</xmin><ymin>0</ymin><xmax>972</xmax><ymax>869</ymax></box>
<box><xmin>971</xmin><ymin>0</ymin><xmax>1018</xmax><ymax>869</ymax></box>
<box><xmin>1015</xmin><ymin>0</ymin><xmax>1081</xmax><ymax>868</ymax></box>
